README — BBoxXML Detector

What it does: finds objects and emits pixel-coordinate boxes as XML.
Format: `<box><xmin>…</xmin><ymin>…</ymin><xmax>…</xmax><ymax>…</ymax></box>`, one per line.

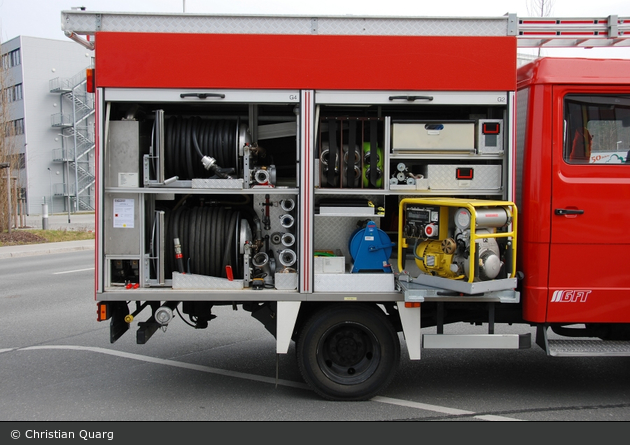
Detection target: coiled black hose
<box><xmin>164</xmin><ymin>206</ymin><xmax>243</xmax><ymax>279</ymax></box>
<box><xmin>165</xmin><ymin>116</ymin><xmax>238</xmax><ymax>180</ymax></box>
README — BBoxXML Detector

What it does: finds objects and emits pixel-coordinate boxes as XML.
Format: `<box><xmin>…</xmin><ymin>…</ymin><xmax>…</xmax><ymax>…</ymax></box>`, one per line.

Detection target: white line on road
<box><xmin>20</xmin><ymin>345</ymin><xmax>308</xmax><ymax>389</ymax></box>
<box><xmin>53</xmin><ymin>267</ymin><xmax>95</xmax><ymax>275</ymax></box>
<box><xmin>371</xmin><ymin>396</ymin><xmax>474</xmax><ymax>416</ymax></box>
<box><xmin>18</xmin><ymin>345</ymin><xmax>523</xmax><ymax>421</ymax></box>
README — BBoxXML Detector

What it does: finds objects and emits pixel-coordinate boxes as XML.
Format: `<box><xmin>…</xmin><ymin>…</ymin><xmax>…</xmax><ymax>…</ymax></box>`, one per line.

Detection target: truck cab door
<box><xmin>548</xmin><ymin>86</ymin><xmax>630</xmax><ymax>323</ymax></box>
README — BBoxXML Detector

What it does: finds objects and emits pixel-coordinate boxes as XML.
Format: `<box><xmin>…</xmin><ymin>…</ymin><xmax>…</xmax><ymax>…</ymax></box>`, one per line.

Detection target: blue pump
<box><xmin>348</xmin><ymin>220</ymin><xmax>395</xmax><ymax>273</ymax></box>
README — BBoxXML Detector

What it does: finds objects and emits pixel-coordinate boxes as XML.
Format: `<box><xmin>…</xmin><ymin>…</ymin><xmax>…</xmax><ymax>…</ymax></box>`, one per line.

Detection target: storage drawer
<box><xmin>392</xmin><ymin>121</ymin><xmax>475</xmax><ymax>152</ymax></box>
<box><xmin>427</xmin><ymin>164</ymin><xmax>502</xmax><ymax>191</ymax></box>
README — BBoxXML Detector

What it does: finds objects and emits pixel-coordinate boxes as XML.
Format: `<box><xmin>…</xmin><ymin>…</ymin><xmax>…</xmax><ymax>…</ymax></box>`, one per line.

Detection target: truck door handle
<box><xmin>554</xmin><ymin>208</ymin><xmax>584</xmax><ymax>215</ymax></box>
<box><xmin>180</xmin><ymin>93</ymin><xmax>226</xmax><ymax>99</ymax></box>
<box><xmin>389</xmin><ymin>95</ymin><xmax>434</xmax><ymax>102</ymax></box>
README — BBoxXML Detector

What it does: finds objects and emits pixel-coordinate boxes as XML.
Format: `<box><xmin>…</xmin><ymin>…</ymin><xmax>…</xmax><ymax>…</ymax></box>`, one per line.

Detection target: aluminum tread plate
<box><xmin>547</xmin><ymin>339</ymin><xmax>630</xmax><ymax>357</ymax></box>
<box><xmin>62</xmin><ymin>12</ymin><xmax>510</xmax><ymax>36</ymax></box>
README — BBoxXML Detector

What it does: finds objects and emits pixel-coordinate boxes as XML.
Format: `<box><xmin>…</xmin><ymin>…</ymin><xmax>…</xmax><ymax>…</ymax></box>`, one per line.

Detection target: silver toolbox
<box><xmin>104</xmin><ymin>192</ymin><xmax>141</xmax><ymax>255</ymax></box>
<box><xmin>106</xmin><ymin>121</ymin><xmax>140</xmax><ymax>188</ymax></box>
<box><xmin>392</xmin><ymin>121</ymin><xmax>475</xmax><ymax>152</ymax></box>
<box><xmin>427</xmin><ymin>164</ymin><xmax>502</xmax><ymax>191</ymax></box>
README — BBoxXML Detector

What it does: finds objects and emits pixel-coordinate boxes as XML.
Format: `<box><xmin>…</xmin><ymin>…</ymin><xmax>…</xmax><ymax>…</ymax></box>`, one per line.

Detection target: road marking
<box><xmin>371</xmin><ymin>396</ymin><xmax>474</xmax><ymax>415</ymax></box>
<box><xmin>20</xmin><ymin>345</ymin><xmax>309</xmax><ymax>390</ymax></box>
<box><xmin>53</xmin><ymin>267</ymin><xmax>95</xmax><ymax>275</ymax></box>
<box><xmin>0</xmin><ymin>348</ymin><xmax>16</xmax><ymax>354</ymax></box>
<box><xmin>18</xmin><ymin>345</ymin><xmax>523</xmax><ymax>420</ymax></box>
<box><xmin>476</xmin><ymin>414</ymin><xmax>525</xmax><ymax>421</ymax></box>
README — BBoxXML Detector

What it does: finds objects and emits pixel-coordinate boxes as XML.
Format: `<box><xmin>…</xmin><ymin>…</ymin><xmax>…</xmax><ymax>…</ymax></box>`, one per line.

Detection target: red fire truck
<box><xmin>61</xmin><ymin>10</ymin><xmax>630</xmax><ymax>400</ymax></box>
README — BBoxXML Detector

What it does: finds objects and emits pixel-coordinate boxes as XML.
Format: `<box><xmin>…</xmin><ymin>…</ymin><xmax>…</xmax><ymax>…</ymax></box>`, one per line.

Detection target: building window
<box><xmin>16</xmin><ymin>153</ymin><xmax>25</xmax><ymax>169</ymax></box>
<box><xmin>564</xmin><ymin>94</ymin><xmax>630</xmax><ymax>164</ymax></box>
<box><xmin>4</xmin><ymin>83</ymin><xmax>23</xmax><ymax>102</ymax></box>
<box><xmin>1</xmin><ymin>48</ymin><xmax>21</xmax><ymax>69</ymax></box>
<box><xmin>4</xmin><ymin>118</ymin><xmax>24</xmax><ymax>137</ymax></box>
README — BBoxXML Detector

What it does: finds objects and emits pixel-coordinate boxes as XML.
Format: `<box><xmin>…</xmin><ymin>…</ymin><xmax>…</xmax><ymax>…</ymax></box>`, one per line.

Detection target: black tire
<box><xmin>296</xmin><ymin>304</ymin><xmax>400</xmax><ymax>401</ymax></box>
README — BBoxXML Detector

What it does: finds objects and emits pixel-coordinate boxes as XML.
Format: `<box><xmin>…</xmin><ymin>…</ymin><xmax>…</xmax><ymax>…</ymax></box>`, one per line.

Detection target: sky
<box><xmin>1</xmin><ymin>0</ymin><xmax>630</xmax><ymax>58</ymax></box>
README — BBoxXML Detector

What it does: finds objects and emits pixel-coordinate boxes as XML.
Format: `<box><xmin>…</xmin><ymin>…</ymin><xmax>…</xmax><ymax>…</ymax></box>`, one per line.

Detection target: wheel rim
<box><xmin>316</xmin><ymin>322</ymin><xmax>381</xmax><ymax>385</ymax></box>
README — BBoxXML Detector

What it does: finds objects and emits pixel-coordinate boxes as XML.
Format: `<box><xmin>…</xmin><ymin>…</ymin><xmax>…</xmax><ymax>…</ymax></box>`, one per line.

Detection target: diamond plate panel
<box><xmin>314</xmin><ymin>272</ymin><xmax>395</xmax><ymax>292</ymax></box>
<box><xmin>314</xmin><ymin>215</ymin><xmax>383</xmax><ymax>260</ymax></box>
<box><xmin>427</xmin><ymin>164</ymin><xmax>502</xmax><ymax>191</ymax></box>
<box><xmin>548</xmin><ymin>340</ymin><xmax>630</xmax><ymax>356</ymax></box>
<box><xmin>191</xmin><ymin>178</ymin><xmax>243</xmax><ymax>189</ymax></box>
<box><xmin>317</xmin><ymin>17</ymin><xmax>508</xmax><ymax>36</ymax></box>
<box><xmin>63</xmin><ymin>12</ymin><xmax>509</xmax><ymax>36</ymax></box>
<box><xmin>274</xmin><ymin>272</ymin><xmax>298</xmax><ymax>290</ymax></box>
<box><xmin>172</xmin><ymin>271</ymin><xmax>244</xmax><ymax>289</ymax></box>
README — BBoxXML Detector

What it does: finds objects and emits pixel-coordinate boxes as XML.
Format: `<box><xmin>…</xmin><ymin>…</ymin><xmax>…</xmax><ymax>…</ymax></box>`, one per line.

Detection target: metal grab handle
<box><xmin>180</xmin><ymin>93</ymin><xmax>226</xmax><ymax>99</ymax></box>
<box><xmin>388</xmin><ymin>95</ymin><xmax>434</xmax><ymax>102</ymax></box>
<box><xmin>554</xmin><ymin>208</ymin><xmax>584</xmax><ymax>215</ymax></box>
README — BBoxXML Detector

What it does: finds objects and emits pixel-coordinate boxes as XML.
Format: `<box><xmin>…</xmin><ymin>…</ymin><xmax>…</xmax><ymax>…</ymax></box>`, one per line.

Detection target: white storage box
<box><xmin>392</xmin><ymin>122</ymin><xmax>475</xmax><ymax>152</ymax></box>
<box><xmin>314</xmin><ymin>256</ymin><xmax>346</xmax><ymax>274</ymax></box>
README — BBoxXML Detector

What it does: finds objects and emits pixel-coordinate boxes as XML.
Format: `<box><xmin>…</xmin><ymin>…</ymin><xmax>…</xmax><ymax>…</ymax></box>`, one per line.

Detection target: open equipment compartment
<box><xmin>102</xmin><ymin>89</ymin><xmax>301</xmax><ymax>293</ymax></box>
<box><xmin>310</xmin><ymin>91</ymin><xmax>511</xmax><ymax>293</ymax></box>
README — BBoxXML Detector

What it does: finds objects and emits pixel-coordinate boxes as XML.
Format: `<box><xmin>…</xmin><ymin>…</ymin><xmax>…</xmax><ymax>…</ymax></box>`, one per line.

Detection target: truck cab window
<box><xmin>564</xmin><ymin>95</ymin><xmax>630</xmax><ymax>164</ymax></box>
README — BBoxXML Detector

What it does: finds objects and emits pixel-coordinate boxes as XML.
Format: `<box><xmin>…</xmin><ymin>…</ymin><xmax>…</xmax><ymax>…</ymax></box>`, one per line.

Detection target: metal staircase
<box><xmin>50</xmin><ymin>69</ymin><xmax>95</xmax><ymax>211</ymax></box>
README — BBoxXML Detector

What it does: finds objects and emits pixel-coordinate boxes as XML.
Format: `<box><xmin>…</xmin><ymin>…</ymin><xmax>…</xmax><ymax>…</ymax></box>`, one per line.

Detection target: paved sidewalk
<box><xmin>0</xmin><ymin>213</ymin><xmax>96</xmax><ymax>259</ymax></box>
<box><xmin>0</xmin><ymin>239</ymin><xmax>94</xmax><ymax>259</ymax></box>
<box><xmin>21</xmin><ymin>212</ymin><xmax>95</xmax><ymax>231</ymax></box>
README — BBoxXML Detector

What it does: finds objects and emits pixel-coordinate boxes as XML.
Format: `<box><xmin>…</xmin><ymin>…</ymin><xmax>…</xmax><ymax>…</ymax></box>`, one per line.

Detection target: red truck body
<box><xmin>61</xmin><ymin>10</ymin><xmax>630</xmax><ymax>401</ymax></box>
<box><xmin>517</xmin><ymin>58</ymin><xmax>630</xmax><ymax>324</ymax></box>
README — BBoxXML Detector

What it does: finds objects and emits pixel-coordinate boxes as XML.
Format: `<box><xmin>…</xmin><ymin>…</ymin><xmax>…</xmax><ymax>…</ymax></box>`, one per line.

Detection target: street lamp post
<box><xmin>0</xmin><ymin>162</ymin><xmax>11</xmax><ymax>234</ymax></box>
<box><xmin>47</xmin><ymin>167</ymin><xmax>53</xmax><ymax>214</ymax></box>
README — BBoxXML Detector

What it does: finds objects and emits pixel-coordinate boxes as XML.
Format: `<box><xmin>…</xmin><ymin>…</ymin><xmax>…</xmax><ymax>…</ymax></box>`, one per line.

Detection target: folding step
<box><xmin>547</xmin><ymin>339</ymin><xmax>630</xmax><ymax>357</ymax></box>
<box><xmin>537</xmin><ymin>326</ymin><xmax>630</xmax><ymax>357</ymax></box>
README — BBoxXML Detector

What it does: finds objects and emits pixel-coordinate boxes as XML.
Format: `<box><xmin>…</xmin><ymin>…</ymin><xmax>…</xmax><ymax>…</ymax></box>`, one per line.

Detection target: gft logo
<box><xmin>551</xmin><ymin>290</ymin><xmax>592</xmax><ymax>303</ymax></box>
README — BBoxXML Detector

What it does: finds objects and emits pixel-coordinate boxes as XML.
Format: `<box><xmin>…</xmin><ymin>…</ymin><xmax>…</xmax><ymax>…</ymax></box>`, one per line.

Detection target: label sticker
<box><xmin>113</xmin><ymin>198</ymin><xmax>134</xmax><ymax>228</ymax></box>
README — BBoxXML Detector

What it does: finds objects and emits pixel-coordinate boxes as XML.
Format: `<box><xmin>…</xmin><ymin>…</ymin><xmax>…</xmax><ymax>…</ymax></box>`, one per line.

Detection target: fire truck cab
<box><xmin>517</xmin><ymin>58</ymin><xmax>630</xmax><ymax>350</ymax></box>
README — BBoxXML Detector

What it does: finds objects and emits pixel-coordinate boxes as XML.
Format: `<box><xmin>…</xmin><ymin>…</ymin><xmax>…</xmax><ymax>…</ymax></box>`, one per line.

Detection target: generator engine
<box><xmin>403</xmin><ymin>202</ymin><xmax>512</xmax><ymax>282</ymax></box>
<box><xmin>414</xmin><ymin>238</ymin><xmax>460</xmax><ymax>279</ymax></box>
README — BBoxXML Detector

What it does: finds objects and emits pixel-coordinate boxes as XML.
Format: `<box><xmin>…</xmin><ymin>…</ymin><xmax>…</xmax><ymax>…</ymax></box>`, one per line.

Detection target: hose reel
<box><xmin>164</xmin><ymin>205</ymin><xmax>252</xmax><ymax>280</ymax></box>
<box><xmin>164</xmin><ymin>116</ymin><xmax>248</xmax><ymax>180</ymax></box>
<box><xmin>348</xmin><ymin>220</ymin><xmax>395</xmax><ymax>273</ymax></box>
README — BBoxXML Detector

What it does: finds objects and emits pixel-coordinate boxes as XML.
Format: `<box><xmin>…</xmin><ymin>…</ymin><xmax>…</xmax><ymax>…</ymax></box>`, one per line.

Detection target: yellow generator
<box><xmin>398</xmin><ymin>198</ymin><xmax>517</xmax><ymax>291</ymax></box>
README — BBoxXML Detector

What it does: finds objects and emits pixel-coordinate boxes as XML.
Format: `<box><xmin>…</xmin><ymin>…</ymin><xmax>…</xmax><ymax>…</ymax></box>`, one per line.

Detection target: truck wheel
<box><xmin>296</xmin><ymin>304</ymin><xmax>400</xmax><ymax>401</ymax></box>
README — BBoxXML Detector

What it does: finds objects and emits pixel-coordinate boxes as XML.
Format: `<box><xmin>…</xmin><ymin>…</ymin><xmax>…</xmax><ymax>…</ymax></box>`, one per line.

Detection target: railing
<box><xmin>53</xmin><ymin>182</ymin><xmax>73</xmax><ymax>196</ymax></box>
<box><xmin>51</xmin><ymin>113</ymin><xmax>73</xmax><ymax>127</ymax></box>
<box><xmin>49</xmin><ymin>69</ymin><xmax>87</xmax><ymax>93</ymax></box>
<box><xmin>52</xmin><ymin>148</ymin><xmax>69</xmax><ymax>162</ymax></box>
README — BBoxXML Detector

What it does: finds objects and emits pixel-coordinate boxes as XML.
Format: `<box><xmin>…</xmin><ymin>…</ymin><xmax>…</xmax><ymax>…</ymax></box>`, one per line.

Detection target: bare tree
<box><xmin>1</xmin><ymin>45</ymin><xmax>20</xmax><ymax>233</ymax></box>
<box><xmin>527</xmin><ymin>0</ymin><xmax>555</xmax><ymax>18</ymax></box>
<box><xmin>527</xmin><ymin>0</ymin><xmax>555</xmax><ymax>57</ymax></box>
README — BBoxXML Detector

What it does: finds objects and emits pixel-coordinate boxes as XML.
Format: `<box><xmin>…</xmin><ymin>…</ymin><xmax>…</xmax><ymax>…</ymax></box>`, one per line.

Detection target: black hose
<box><xmin>165</xmin><ymin>205</ymin><xmax>245</xmax><ymax>279</ymax></box>
<box><xmin>164</xmin><ymin>117</ymin><xmax>238</xmax><ymax>180</ymax></box>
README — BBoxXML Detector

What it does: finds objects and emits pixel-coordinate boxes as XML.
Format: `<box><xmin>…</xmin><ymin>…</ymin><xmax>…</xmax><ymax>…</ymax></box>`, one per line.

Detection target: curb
<box><xmin>0</xmin><ymin>242</ymin><xmax>95</xmax><ymax>260</ymax></box>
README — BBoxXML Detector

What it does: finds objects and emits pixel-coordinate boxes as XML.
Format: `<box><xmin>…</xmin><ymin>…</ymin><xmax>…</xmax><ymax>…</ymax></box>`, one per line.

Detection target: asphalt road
<box><xmin>1</xmin><ymin>250</ymin><xmax>630</xmax><ymax>427</ymax></box>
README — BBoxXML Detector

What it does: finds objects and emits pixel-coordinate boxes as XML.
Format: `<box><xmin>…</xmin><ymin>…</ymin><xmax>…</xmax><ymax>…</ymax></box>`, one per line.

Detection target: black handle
<box><xmin>180</xmin><ymin>93</ymin><xmax>226</xmax><ymax>99</ymax></box>
<box><xmin>388</xmin><ymin>95</ymin><xmax>434</xmax><ymax>102</ymax></box>
<box><xmin>555</xmin><ymin>208</ymin><xmax>584</xmax><ymax>215</ymax></box>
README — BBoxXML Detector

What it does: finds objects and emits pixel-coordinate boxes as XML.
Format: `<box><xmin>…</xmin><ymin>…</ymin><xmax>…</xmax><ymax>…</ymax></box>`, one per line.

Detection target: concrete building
<box><xmin>1</xmin><ymin>35</ymin><xmax>94</xmax><ymax>216</ymax></box>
